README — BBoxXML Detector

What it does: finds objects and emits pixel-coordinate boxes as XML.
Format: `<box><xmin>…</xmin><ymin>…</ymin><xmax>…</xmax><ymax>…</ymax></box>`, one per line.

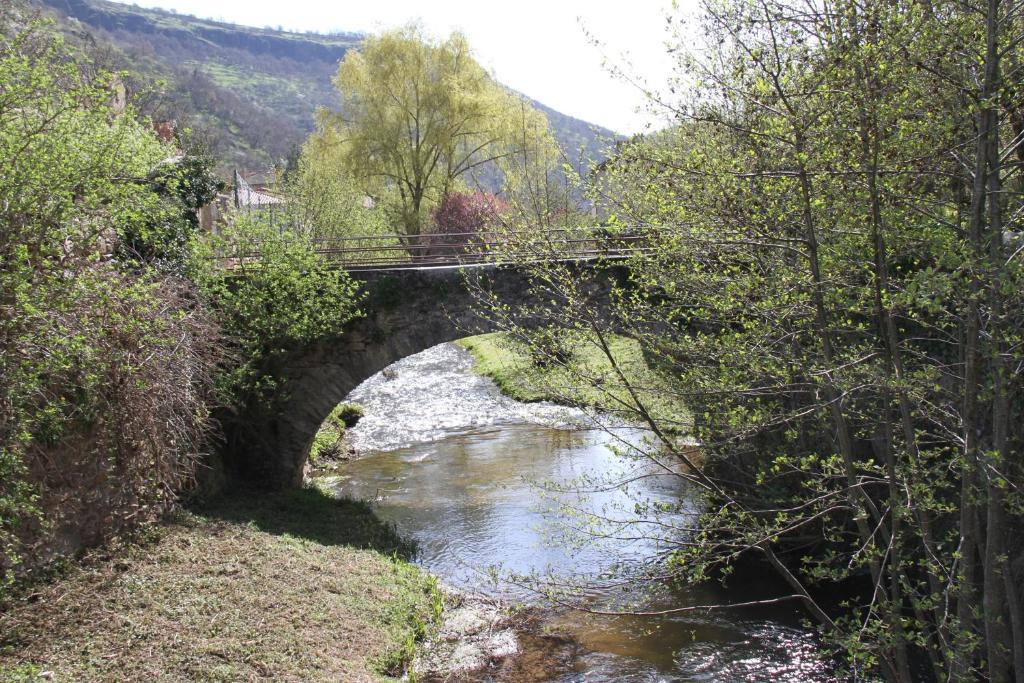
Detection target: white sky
<box><xmin>107</xmin><ymin>0</ymin><xmax>696</xmax><ymax>134</ymax></box>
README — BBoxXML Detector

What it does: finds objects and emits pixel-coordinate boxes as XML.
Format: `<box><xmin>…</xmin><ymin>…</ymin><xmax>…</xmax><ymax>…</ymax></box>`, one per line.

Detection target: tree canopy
<box><xmin>473</xmin><ymin>0</ymin><xmax>1024</xmax><ymax>679</ymax></box>
<box><xmin>311</xmin><ymin>24</ymin><xmax>555</xmax><ymax>237</ymax></box>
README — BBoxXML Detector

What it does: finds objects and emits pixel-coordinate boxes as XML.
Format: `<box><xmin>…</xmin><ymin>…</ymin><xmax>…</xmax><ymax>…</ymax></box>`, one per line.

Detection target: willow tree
<box><xmin>311</xmin><ymin>25</ymin><xmax>555</xmax><ymax>238</ymax></box>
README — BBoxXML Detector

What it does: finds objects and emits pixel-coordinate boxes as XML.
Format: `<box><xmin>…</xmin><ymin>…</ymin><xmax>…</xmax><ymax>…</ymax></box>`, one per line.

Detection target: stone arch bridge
<box><xmin>220</xmin><ymin>257</ymin><xmax>633</xmax><ymax>489</ymax></box>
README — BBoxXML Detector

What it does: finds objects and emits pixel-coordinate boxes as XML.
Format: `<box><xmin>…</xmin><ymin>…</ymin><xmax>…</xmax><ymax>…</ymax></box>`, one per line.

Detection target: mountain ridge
<box><xmin>36</xmin><ymin>0</ymin><xmax>615</xmax><ymax>175</ymax></box>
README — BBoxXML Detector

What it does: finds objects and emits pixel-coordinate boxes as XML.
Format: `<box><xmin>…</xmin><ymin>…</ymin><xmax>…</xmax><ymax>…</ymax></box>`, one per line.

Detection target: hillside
<box><xmin>36</xmin><ymin>0</ymin><xmax>616</xmax><ymax>174</ymax></box>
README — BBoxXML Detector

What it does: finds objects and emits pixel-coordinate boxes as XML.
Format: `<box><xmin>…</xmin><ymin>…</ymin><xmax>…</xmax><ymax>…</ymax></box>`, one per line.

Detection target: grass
<box><xmin>184</xmin><ymin>61</ymin><xmax>319</xmax><ymax>100</ymax></box>
<box><xmin>0</xmin><ymin>488</ymin><xmax>440</xmax><ymax>682</ymax></box>
<box><xmin>310</xmin><ymin>402</ymin><xmax>363</xmax><ymax>463</ymax></box>
<box><xmin>457</xmin><ymin>332</ymin><xmax>692</xmax><ymax>434</ymax></box>
<box><xmin>79</xmin><ymin>1</ymin><xmax>361</xmax><ymax>46</ymax></box>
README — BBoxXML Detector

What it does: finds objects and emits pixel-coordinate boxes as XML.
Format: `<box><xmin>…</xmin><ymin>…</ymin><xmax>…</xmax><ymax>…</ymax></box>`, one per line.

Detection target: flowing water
<box><xmin>318</xmin><ymin>343</ymin><xmax>834</xmax><ymax>681</ymax></box>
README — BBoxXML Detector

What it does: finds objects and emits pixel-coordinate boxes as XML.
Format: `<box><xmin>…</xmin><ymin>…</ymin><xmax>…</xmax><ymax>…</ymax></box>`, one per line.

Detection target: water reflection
<box><xmin>331</xmin><ymin>424</ymin><xmax>686</xmax><ymax>590</ymax></box>
<box><xmin>320</xmin><ymin>343</ymin><xmax>833</xmax><ymax>681</ymax></box>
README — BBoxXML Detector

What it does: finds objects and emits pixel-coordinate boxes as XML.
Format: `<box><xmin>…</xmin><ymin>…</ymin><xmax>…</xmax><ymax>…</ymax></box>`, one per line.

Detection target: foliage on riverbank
<box><xmin>476</xmin><ymin>1</ymin><xmax>1024</xmax><ymax>678</ymax></box>
<box><xmin>0</xmin><ymin>488</ymin><xmax>441</xmax><ymax>681</ymax></box>
<box><xmin>0</xmin><ymin>3</ymin><xmax>222</xmax><ymax>593</ymax></box>
<box><xmin>457</xmin><ymin>333</ymin><xmax>691</xmax><ymax>432</ymax></box>
<box><xmin>0</xmin><ymin>0</ymin><xmax>365</xmax><ymax>592</ymax></box>
<box><xmin>191</xmin><ymin>221</ymin><xmax>363</xmax><ymax>414</ymax></box>
<box><xmin>310</xmin><ymin>403</ymin><xmax>364</xmax><ymax>463</ymax></box>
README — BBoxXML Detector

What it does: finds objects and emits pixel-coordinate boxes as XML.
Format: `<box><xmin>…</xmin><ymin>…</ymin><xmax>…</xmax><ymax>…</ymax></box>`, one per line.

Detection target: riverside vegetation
<box><xmin>457</xmin><ymin>333</ymin><xmax>692</xmax><ymax>433</ymax></box>
<box><xmin>2</xmin><ymin>0</ymin><xmax>1024</xmax><ymax>681</ymax></box>
<box><xmin>463</xmin><ymin>2</ymin><xmax>1024</xmax><ymax>680</ymax></box>
<box><xmin>0</xmin><ymin>4</ymin><xmax>436</xmax><ymax>679</ymax></box>
<box><xmin>309</xmin><ymin>403</ymin><xmax>364</xmax><ymax>463</ymax></box>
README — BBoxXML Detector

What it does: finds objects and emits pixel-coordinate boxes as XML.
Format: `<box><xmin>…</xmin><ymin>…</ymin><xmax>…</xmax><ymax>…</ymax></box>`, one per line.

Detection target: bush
<box><xmin>426</xmin><ymin>191</ymin><xmax>508</xmax><ymax>255</ymax></box>
<box><xmin>5</xmin><ymin>271</ymin><xmax>220</xmax><ymax>572</ymax></box>
<box><xmin>310</xmin><ymin>430</ymin><xmax>344</xmax><ymax>463</ymax></box>
<box><xmin>191</xmin><ymin>219</ymin><xmax>364</xmax><ymax>414</ymax></box>
<box><xmin>0</xmin><ymin>5</ymin><xmax>221</xmax><ymax>591</ymax></box>
<box><xmin>526</xmin><ymin>328</ymin><xmax>575</xmax><ymax>369</ymax></box>
<box><xmin>118</xmin><ymin>153</ymin><xmax>223</xmax><ymax>271</ymax></box>
<box><xmin>333</xmin><ymin>402</ymin><xmax>364</xmax><ymax>428</ymax></box>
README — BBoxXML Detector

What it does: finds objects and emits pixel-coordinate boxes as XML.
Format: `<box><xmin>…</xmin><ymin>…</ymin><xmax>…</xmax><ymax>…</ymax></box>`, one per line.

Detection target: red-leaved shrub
<box><xmin>426</xmin><ymin>192</ymin><xmax>508</xmax><ymax>255</ymax></box>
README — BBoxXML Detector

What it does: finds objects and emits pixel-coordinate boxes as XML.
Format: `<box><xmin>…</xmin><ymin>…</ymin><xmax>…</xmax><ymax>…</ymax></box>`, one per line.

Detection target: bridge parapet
<box><xmin>212</xmin><ymin>225</ymin><xmax>665</xmax><ymax>272</ymax></box>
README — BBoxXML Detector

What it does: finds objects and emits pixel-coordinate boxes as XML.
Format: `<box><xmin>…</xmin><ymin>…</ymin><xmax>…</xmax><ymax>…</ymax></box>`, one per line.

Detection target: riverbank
<box><xmin>0</xmin><ymin>488</ymin><xmax>440</xmax><ymax>681</ymax></box>
<box><xmin>413</xmin><ymin>592</ymin><xmax>582</xmax><ymax>681</ymax></box>
<box><xmin>319</xmin><ymin>343</ymin><xmax>829</xmax><ymax>680</ymax></box>
<box><xmin>457</xmin><ymin>332</ymin><xmax>692</xmax><ymax>432</ymax></box>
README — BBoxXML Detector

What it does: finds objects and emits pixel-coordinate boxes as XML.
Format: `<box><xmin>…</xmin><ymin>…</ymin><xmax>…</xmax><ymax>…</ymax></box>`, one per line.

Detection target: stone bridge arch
<box><xmin>221</xmin><ymin>263</ymin><xmax>623</xmax><ymax>488</ymax></box>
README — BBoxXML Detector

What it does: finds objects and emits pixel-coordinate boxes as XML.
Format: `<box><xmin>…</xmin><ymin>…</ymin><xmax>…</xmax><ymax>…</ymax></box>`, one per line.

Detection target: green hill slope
<box><xmin>37</xmin><ymin>0</ymin><xmax>616</xmax><ymax>175</ymax></box>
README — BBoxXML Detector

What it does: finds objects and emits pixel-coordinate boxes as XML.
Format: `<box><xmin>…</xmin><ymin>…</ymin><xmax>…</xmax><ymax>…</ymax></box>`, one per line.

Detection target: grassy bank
<box><xmin>457</xmin><ymin>333</ymin><xmax>691</xmax><ymax>432</ymax></box>
<box><xmin>0</xmin><ymin>488</ymin><xmax>439</xmax><ymax>682</ymax></box>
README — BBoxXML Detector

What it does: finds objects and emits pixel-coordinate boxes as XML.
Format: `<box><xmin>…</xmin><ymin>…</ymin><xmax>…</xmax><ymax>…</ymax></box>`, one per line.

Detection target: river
<box><xmin>318</xmin><ymin>343</ymin><xmax>834</xmax><ymax>681</ymax></box>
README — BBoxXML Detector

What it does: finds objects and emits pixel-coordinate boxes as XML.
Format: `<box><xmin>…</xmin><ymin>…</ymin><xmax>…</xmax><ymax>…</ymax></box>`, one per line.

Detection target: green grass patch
<box><xmin>457</xmin><ymin>332</ymin><xmax>692</xmax><ymax>433</ymax></box>
<box><xmin>310</xmin><ymin>402</ymin><xmax>363</xmax><ymax>463</ymax></box>
<box><xmin>0</xmin><ymin>488</ymin><xmax>439</xmax><ymax>682</ymax></box>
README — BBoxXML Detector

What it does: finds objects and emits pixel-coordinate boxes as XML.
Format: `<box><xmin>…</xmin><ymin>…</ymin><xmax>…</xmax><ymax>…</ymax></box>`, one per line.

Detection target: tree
<box><xmin>285</xmin><ymin>137</ymin><xmax>389</xmax><ymax>240</ymax></box>
<box><xmin>311</xmin><ymin>24</ymin><xmax>555</xmax><ymax>238</ymax></box>
<box><xmin>470</xmin><ymin>1</ymin><xmax>1024</xmax><ymax>680</ymax></box>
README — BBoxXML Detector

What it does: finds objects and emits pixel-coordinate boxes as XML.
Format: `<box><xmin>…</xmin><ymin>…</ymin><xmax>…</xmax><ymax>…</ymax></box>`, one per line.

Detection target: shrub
<box><xmin>191</xmin><ymin>219</ymin><xmax>364</xmax><ymax>414</ymax></box>
<box><xmin>426</xmin><ymin>191</ymin><xmax>508</xmax><ymax>254</ymax></box>
<box><xmin>309</xmin><ymin>403</ymin><xmax>363</xmax><ymax>463</ymax></box>
<box><xmin>526</xmin><ymin>328</ymin><xmax>575</xmax><ymax>369</ymax></box>
<box><xmin>0</xmin><ymin>5</ymin><xmax>221</xmax><ymax>590</ymax></box>
<box><xmin>332</xmin><ymin>402</ymin><xmax>364</xmax><ymax>429</ymax></box>
<box><xmin>310</xmin><ymin>430</ymin><xmax>344</xmax><ymax>463</ymax></box>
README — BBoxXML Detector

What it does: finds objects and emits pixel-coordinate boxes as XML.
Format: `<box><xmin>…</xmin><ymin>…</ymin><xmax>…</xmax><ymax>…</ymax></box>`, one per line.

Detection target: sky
<box><xmin>106</xmin><ymin>0</ymin><xmax>695</xmax><ymax>135</ymax></box>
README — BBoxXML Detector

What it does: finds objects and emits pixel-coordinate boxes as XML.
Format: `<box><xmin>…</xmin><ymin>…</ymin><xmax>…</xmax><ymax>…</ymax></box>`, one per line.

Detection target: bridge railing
<box><xmin>211</xmin><ymin>225</ymin><xmax>670</xmax><ymax>271</ymax></box>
